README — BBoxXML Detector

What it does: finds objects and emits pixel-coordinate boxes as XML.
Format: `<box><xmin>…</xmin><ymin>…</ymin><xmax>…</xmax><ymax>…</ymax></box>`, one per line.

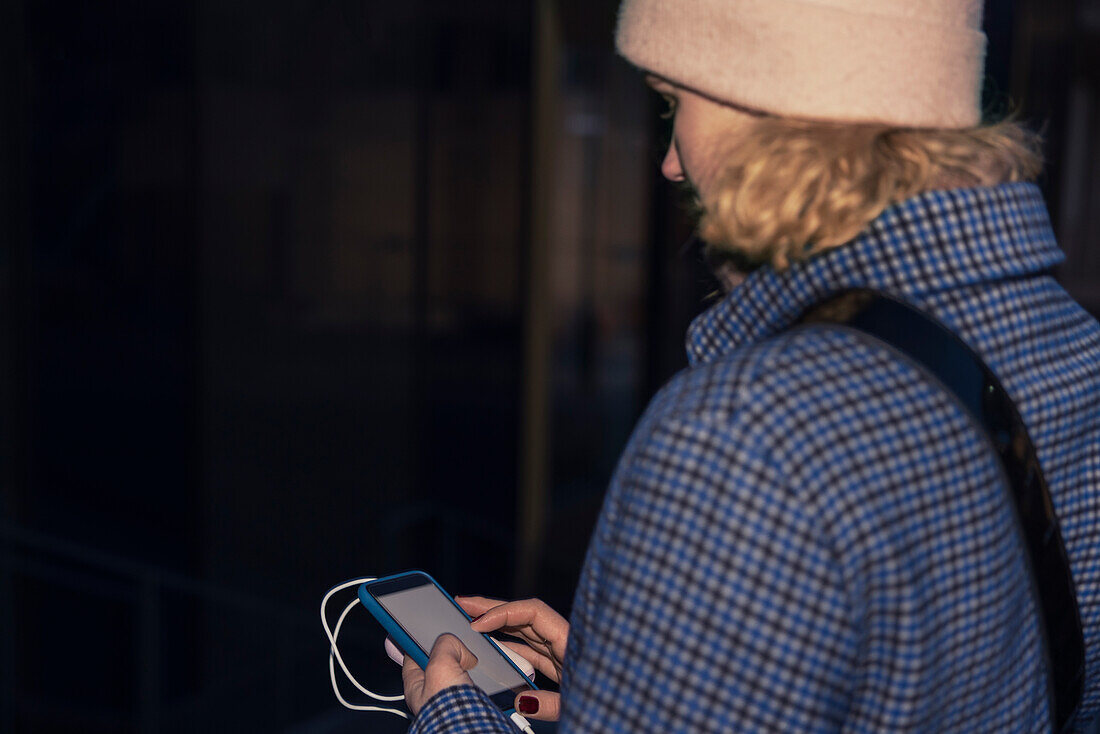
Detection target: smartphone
<box><xmin>359</xmin><ymin>570</ymin><xmax>538</xmax><ymax>714</ymax></box>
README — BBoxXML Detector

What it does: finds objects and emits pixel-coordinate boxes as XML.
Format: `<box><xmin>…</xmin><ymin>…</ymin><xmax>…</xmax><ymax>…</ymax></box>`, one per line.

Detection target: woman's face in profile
<box><xmin>645</xmin><ymin>75</ymin><xmax>763</xmax><ymax>200</ymax></box>
<box><xmin>647</xmin><ymin>75</ymin><xmax>765</xmax><ymax>289</ymax></box>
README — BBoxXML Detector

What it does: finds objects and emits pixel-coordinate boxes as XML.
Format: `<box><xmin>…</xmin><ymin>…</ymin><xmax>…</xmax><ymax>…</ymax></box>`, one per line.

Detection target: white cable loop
<box><xmin>320</xmin><ymin>577</ymin><xmax>407</xmax><ymax>718</ymax></box>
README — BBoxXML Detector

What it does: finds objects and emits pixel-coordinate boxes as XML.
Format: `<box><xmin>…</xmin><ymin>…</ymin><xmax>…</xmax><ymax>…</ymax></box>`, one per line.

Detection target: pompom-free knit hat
<box><xmin>615</xmin><ymin>0</ymin><xmax>986</xmax><ymax>128</ymax></box>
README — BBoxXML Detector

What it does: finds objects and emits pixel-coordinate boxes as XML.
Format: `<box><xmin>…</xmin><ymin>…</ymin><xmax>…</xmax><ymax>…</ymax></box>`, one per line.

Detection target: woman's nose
<box><xmin>661</xmin><ymin>140</ymin><xmax>685</xmax><ymax>182</ymax></box>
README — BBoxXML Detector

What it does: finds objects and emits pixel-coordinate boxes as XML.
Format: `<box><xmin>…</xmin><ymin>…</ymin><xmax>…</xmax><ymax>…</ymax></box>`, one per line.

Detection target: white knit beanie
<box><xmin>615</xmin><ymin>0</ymin><xmax>987</xmax><ymax>128</ymax></box>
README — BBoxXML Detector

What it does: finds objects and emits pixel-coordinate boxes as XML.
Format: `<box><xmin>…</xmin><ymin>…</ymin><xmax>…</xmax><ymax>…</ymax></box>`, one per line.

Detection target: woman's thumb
<box><xmin>430</xmin><ymin>633</ymin><xmax>479</xmax><ymax>671</ymax></box>
<box><xmin>515</xmin><ymin>690</ymin><xmax>561</xmax><ymax>722</ymax></box>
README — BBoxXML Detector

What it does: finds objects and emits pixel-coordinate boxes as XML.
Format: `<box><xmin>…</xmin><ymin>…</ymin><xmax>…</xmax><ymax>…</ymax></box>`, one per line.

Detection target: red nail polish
<box><xmin>518</xmin><ymin>695</ymin><xmax>539</xmax><ymax>715</ymax></box>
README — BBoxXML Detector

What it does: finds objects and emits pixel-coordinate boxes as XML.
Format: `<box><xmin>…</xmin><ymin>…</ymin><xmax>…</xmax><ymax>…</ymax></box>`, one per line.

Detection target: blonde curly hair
<box><xmin>697</xmin><ymin>113</ymin><xmax>1045</xmax><ymax>271</ymax></box>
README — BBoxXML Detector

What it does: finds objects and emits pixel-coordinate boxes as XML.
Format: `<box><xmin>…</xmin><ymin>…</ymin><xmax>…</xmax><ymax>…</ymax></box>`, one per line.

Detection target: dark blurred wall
<box><xmin>5</xmin><ymin>3</ymin><xmax>202</xmax><ymax>731</ymax></box>
<box><xmin>3</xmin><ymin>1</ymin><xmax>1099</xmax><ymax>732</ymax></box>
<box><xmin>195</xmin><ymin>6</ymin><xmax>534</xmax><ymax>729</ymax></box>
<box><xmin>17</xmin><ymin>0</ymin><xmax>201</xmax><ymax>564</ymax></box>
<box><xmin>1017</xmin><ymin>0</ymin><xmax>1100</xmax><ymax>311</ymax></box>
<box><xmin>3</xmin><ymin>2</ymin><xmax>541</xmax><ymax>731</ymax></box>
<box><xmin>196</xmin><ymin>0</ymin><xmax>530</xmax><ymax>605</ymax></box>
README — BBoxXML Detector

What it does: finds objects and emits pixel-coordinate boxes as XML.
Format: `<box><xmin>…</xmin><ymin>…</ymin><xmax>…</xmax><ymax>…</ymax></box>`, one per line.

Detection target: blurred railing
<box><xmin>0</xmin><ymin>508</ymin><xmax>511</xmax><ymax>734</ymax></box>
<box><xmin>0</xmin><ymin>521</ymin><xmax>314</xmax><ymax>732</ymax></box>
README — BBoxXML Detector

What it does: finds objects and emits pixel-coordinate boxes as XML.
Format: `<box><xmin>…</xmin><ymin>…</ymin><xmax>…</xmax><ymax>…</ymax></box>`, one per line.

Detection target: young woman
<box><xmin>402</xmin><ymin>0</ymin><xmax>1100</xmax><ymax>730</ymax></box>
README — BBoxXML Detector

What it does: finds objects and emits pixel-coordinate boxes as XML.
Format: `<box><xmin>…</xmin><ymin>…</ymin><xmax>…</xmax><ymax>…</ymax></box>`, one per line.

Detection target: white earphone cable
<box><xmin>320</xmin><ymin>577</ymin><xmax>408</xmax><ymax>718</ymax></box>
<box><xmin>510</xmin><ymin>712</ymin><xmax>537</xmax><ymax>734</ymax></box>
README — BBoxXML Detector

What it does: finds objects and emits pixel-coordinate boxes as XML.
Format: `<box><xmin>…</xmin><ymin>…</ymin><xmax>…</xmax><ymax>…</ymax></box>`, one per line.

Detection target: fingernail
<box><xmin>518</xmin><ymin>695</ymin><xmax>539</xmax><ymax>715</ymax></box>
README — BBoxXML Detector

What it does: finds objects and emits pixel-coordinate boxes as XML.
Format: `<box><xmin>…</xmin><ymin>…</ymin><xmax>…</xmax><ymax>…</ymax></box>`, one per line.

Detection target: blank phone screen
<box><xmin>375</xmin><ymin>583</ymin><xmax>532</xmax><ymax>698</ymax></box>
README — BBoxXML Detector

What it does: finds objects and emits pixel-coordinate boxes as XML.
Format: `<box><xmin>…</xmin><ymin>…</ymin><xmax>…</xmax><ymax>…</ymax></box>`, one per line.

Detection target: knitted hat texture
<box><xmin>615</xmin><ymin>0</ymin><xmax>987</xmax><ymax>128</ymax></box>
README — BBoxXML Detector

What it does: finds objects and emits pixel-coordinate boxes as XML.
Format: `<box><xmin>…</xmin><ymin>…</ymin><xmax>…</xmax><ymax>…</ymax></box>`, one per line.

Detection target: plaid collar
<box><xmin>686</xmin><ymin>182</ymin><xmax>1065</xmax><ymax>367</ymax></box>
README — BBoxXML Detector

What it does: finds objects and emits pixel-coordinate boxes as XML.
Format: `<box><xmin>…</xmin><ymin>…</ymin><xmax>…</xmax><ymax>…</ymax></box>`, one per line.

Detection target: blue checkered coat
<box><xmin>409</xmin><ymin>182</ymin><xmax>1100</xmax><ymax>732</ymax></box>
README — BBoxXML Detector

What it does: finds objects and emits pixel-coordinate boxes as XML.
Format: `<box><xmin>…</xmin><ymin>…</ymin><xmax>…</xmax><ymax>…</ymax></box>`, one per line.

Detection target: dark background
<box><xmin>1</xmin><ymin>1</ymin><xmax>1098</xmax><ymax>732</ymax></box>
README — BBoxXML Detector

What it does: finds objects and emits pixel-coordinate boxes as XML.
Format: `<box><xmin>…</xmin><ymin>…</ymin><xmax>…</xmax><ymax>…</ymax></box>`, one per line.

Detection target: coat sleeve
<box><xmin>558</xmin><ymin>412</ymin><xmax>858</xmax><ymax>733</ymax></box>
<box><xmin>408</xmin><ymin>684</ymin><xmax>515</xmax><ymax>734</ymax></box>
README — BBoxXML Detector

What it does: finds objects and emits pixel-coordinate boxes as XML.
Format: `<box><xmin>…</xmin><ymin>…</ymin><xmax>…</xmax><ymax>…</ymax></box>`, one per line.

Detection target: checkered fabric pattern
<box><xmin>412</xmin><ymin>686</ymin><xmax>515</xmax><ymax>731</ymax></box>
<box><xmin>409</xmin><ymin>182</ymin><xmax>1100</xmax><ymax>733</ymax></box>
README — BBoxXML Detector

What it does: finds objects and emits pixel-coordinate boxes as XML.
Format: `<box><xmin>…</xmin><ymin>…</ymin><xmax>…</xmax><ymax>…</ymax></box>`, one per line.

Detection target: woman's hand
<box><xmin>456</xmin><ymin>596</ymin><xmax>570</xmax><ymax>721</ymax></box>
<box><xmin>401</xmin><ymin>634</ymin><xmax>479</xmax><ymax>716</ymax></box>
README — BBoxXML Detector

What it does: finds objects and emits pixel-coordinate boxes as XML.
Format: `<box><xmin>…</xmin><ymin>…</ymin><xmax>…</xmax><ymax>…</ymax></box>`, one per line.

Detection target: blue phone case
<box><xmin>358</xmin><ymin>570</ymin><xmax>538</xmax><ymax>715</ymax></box>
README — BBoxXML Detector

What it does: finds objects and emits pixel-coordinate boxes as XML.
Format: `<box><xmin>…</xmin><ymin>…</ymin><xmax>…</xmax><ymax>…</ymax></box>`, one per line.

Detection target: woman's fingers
<box><xmin>515</xmin><ymin>690</ymin><xmax>562</xmax><ymax>722</ymax></box>
<box><xmin>453</xmin><ymin>595</ymin><xmax>507</xmax><ymax>618</ymax></box>
<box><xmin>471</xmin><ymin>598</ymin><xmax>566</xmax><ymax>634</ymax></box>
<box><xmin>498</xmin><ymin>639</ymin><xmax>561</xmax><ymax>682</ymax></box>
<box><xmin>469</xmin><ymin>599</ymin><xmax>569</xmax><ymax>656</ymax></box>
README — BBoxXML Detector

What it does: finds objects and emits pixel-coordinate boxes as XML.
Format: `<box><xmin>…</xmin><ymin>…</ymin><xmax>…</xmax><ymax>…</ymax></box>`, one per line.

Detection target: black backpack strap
<box><xmin>798</xmin><ymin>288</ymin><xmax>1084</xmax><ymax>732</ymax></box>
